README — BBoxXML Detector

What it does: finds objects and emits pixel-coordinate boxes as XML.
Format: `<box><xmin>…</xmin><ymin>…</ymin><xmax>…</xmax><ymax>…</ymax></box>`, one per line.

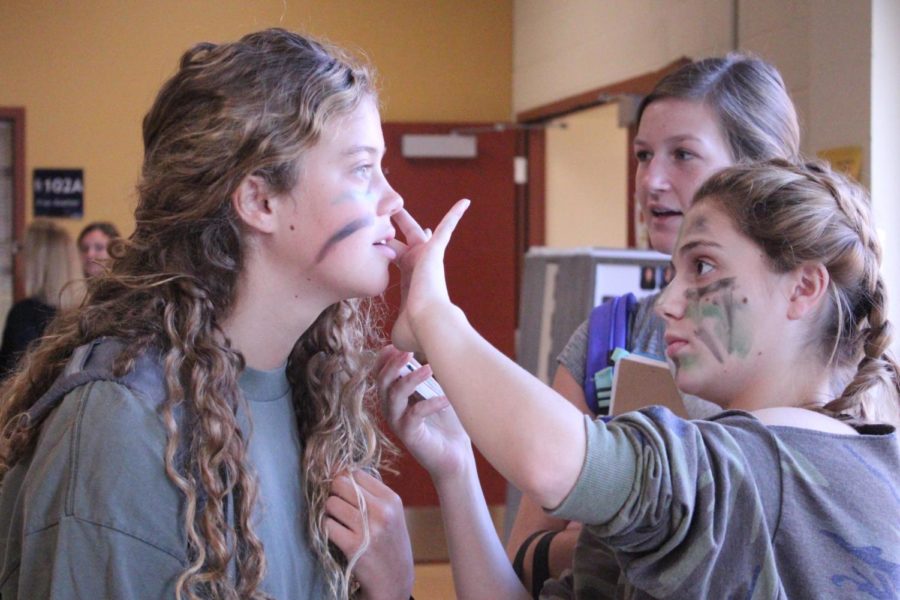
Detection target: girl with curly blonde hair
<box><xmin>0</xmin><ymin>29</ymin><xmax>414</xmax><ymax>599</ymax></box>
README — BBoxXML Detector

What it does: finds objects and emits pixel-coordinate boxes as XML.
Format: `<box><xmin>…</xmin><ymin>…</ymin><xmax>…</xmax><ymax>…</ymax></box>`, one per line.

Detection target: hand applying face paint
<box><xmin>390</xmin><ymin>200</ymin><xmax>470</xmax><ymax>353</ymax></box>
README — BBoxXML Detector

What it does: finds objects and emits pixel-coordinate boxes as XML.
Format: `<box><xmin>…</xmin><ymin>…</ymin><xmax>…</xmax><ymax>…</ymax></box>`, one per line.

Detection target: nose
<box><xmin>654</xmin><ymin>274</ymin><xmax>686</xmax><ymax>322</ymax></box>
<box><xmin>640</xmin><ymin>157</ymin><xmax>670</xmax><ymax>194</ymax></box>
<box><xmin>378</xmin><ymin>179</ymin><xmax>404</xmax><ymax>217</ymax></box>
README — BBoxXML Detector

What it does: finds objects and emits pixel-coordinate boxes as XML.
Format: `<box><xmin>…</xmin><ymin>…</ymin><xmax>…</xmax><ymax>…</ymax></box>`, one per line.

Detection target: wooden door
<box><xmin>380</xmin><ymin>122</ymin><xmax>519</xmax><ymax>509</ymax></box>
<box><xmin>0</xmin><ymin>109</ymin><xmax>26</xmax><ymax>319</ymax></box>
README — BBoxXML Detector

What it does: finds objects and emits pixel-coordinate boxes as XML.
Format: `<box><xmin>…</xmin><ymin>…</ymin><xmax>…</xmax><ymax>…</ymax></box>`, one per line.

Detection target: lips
<box><xmin>650</xmin><ymin>207</ymin><xmax>683</xmax><ymax>219</ymax></box>
<box><xmin>373</xmin><ymin>227</ymin><xmax>397</xmax><ymax>259</ymax></box>
<box><xmin>664</xmin><ymin>333</ymin><xmax>689</xmax><ymax>358</ymax></box>
<box><xmin>373</xmin><ymin>226</ymin><xmax>396</xmax><ymax>246</ymax></box>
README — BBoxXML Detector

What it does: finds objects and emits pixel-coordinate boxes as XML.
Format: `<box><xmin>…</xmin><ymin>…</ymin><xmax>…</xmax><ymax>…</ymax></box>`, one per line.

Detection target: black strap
<box><xmin>531</xmin><ymin>530</ymin><xmax>559</xmax><ymax>599</ymax></box>
<box><xmin>512</xmin><ymin>529</ymin><xmax>546</xmax><ymax>586</ymax></box>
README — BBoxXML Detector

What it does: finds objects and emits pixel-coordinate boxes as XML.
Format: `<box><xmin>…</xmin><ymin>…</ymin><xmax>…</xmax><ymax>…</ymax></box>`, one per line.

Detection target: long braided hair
<box><xmin>0</xmin><ymin>29</ymin><xmax>388</xmax><ymax>598</ymax></box>
<box><xmin>695</xmin><ymin>159</ymin><xmax>900</xmax><ymax>426</ymax></box>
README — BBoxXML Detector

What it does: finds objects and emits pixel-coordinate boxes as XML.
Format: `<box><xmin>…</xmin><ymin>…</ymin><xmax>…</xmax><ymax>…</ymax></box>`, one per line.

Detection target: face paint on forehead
<box><xmin>684</xmin><ymin>213</ymin><xmax>709</xmax><ymax>234</ymax></box>
<box><xmin>315</xmin><ymin>215</ymin><xmax>374</xmax><ymax>263</ymax></box>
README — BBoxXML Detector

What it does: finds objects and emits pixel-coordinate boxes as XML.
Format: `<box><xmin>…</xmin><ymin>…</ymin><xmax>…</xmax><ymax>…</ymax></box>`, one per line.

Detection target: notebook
<box><xmin>609</xmin><ymin>353</ymin><xmax>689</xmax><ymax>418</ymax></box>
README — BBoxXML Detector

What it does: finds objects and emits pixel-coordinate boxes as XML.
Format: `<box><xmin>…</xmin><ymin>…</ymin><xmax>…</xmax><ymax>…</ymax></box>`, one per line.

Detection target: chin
<box><xmin>355</xmin><ymin>277</ymin><xmax>390</xmax><ymax>300</ymax></box>
<box><xmin>648</xmin><ymin>230</ymin><xmax>678</xmax><ymax>255</ymax></box>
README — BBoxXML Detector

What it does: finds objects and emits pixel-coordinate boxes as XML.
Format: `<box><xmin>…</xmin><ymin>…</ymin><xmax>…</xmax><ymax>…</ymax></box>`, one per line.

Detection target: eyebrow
<box><xmin>342</xmin><ymin>145</ymin><xmax>382</xmax><ymax>156</ymax></box>
<box><xmin>678</xmin><ymin>239</ymin><xmax>722</xmax><ymax>257</ymax></box>
<box><xmin>633</xmin><ymin>134</ymin><xmax>703</xmax><ymax>147</ymax></box>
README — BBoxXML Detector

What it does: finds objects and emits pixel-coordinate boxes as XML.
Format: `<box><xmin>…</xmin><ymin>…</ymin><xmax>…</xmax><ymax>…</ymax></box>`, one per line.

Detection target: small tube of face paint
<box><xmin>403</xmin><ymin>357</ymin><xmax>445</xmax><ymax>400</ymax></box>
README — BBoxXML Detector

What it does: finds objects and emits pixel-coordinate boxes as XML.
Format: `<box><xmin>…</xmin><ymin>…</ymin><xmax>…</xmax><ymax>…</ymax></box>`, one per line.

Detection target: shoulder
<box><xmin>612</xmin><ymin>408</ymin><xmax>784</xmax><ymax>485</ymax></box>
<box><xmin>560</xmin><ymin>318</ymin><xmax>589</xmax><ymax>355</ymax></box>
<box><xmin>9</xmin><ymin>297</ymin><xmax>53</xmax><ymax>315</ymax></box>
<box><xmin>5</xmin><ymin>298</ymin><xmax>55</xmax><ymax>326</ymax></box>
<box><xmin>23</xmin><ymin>375</ymin><xmax>185</xmax><ymax>561</ymax></box>
<box><xmin>557</xmin><ymin>318</ymin><xmax>590</xmax><ymax>382</ymax></box>
<box><xmin>629</xmin><ymin>293</ymin><xmax>664</xmax><ymax>356</ymax></box>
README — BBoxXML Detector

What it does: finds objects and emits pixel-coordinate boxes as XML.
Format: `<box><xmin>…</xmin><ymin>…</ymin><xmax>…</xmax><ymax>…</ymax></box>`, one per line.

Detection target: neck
<box><xmin>221</xmin><ymin>257</ymin><xmax>331</xmax><ymax>371</ymax></box>
<box><xmin>728</xmin><ymin>354</ymin><xmax>834</xmax><ymax>414</ymax></box>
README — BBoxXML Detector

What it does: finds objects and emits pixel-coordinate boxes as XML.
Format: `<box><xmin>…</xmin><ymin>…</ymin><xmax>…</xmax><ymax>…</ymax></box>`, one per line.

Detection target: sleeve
<box><xmin>12</xmin><ymin>516</ymin><xmax>183</xmax><ymax>599</ymax></box>
<box><xmin>2</xmin><ymin>380</ymin><xmax>191</xmax><ymax>599</ymax></box>
<box><xmin>556</xmin><ymin>319</ymin><xmax>589</xmax><ymax>385</ymax></box>
<box><xmin>550</xmin><ymin>409</ymin><xmax>782</xmax><ymax>598</ymax></box>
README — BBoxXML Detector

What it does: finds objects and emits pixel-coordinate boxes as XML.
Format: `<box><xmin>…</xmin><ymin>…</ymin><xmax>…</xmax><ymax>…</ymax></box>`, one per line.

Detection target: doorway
<box><xmin>518</xmin><ymin>58</ymin><xmax>690</xmax><ymax>248</ymax></box>
<box><xmin>543</xmin><ymin>102</ymin><xmax>628</xmax><ymax>249</ymax></box>
<box><xmin>0</xmin><ymin>108</ymin><xmax>26</xmax><ymax>321</ymax></box>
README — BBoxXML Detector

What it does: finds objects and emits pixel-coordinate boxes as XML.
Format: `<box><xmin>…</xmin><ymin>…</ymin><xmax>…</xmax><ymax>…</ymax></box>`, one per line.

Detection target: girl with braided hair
<box><xmin>380</xmin><ymin>159</ymin><xmax>899</xmax><ymax>598</ymax></box>
<box><xmin>508</xmin><ymin>53</ymin><xmax>804</xmax><ymax>594</ymax></box>
<box><xmin>0</xmin><ymin>29</ymin><xmax>415</xmax><ymax>599</ymax></box>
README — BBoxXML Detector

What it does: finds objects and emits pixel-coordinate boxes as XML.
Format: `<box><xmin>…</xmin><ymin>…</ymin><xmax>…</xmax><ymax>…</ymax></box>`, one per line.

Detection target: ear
<box><xmin>232</xmin><ymin>174</ymin><xmax>278</xmax><ymax>234</ymax></box>
<box><xmin>786</xmin><ymin>262</ymin><xmax>830</xmax><ymax>320</ymax></box>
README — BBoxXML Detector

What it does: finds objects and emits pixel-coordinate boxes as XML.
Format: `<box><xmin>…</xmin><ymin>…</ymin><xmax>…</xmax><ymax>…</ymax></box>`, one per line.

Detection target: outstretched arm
<box><xmin>505</xmin><ymin>365</ymin><xmax>588</xmax><ymax>593</ymax></box>
<box><xmin>391</xmin><ymin>204</ymin><xmax>587</xmax><ymax>510</ymax></box>
<box><xmin>377</xmin><ymin>345</ymin><xmax>528</xmax><ymax>600</ymax></box>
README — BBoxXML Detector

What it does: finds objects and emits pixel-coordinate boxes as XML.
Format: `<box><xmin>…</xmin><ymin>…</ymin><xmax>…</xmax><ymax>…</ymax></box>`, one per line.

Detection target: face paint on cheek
<box><xmin>673</xmin><ymin>353</ymin><xmax>698</xmax><ymax>371</ymax></box>
<box><xmin>683</xmin><ymin>277</ymin><xmax>752</xmax><ymax>363</ymax></box>
<box><xmin>315</xmin><ymin>215</ymin><xmax>374</xmax><ymax>263</ymax></box>
<box><xmin>694</xmin><ymin>328</ymin><xmax>725</xmax><ymax>362</ymax></box>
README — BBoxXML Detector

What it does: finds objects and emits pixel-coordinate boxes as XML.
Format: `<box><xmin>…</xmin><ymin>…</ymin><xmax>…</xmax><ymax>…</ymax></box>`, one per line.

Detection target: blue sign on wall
<box><xmin>33</xmin><ymin>169</ymin><xmax>84</xmax><ymax>218</ymax></box>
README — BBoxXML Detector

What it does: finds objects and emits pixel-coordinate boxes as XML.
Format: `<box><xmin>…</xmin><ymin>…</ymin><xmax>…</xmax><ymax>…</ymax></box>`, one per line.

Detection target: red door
<box><xmin>380</xmin><ymin>122</ymin><xmax>519</xmax><ymax>508</ymax></box>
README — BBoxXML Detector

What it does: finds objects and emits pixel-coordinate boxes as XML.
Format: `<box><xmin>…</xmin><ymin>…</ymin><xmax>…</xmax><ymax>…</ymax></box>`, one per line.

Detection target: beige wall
<box><xmin>0</xmin><ymin>0</ymin><xmax>512</xmax><ymax>240</ymax></box>
<box><xmin>872</xmin><ymin>0</ymin><xmax>900</xmax><ymax>354</ymax></box>
<box><xmin>513</xmin><ymin>0</ymin><xmax>734</xmax><ymax>114</ymax></box>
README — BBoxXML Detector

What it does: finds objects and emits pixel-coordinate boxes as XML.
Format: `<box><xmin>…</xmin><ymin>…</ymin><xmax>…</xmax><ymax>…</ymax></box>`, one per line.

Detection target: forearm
<box><xmin>414</xmin><ymin>304</ymin><xmax>585</xmax><ymax>509</ymax></box>
<box><xmin>506</xmin><ymin>495</ymin><xmax>579</xmax><ymax>593</ymax></box>
<box><xmin>434</xmin><ymin>451</ymin><xmax>529</xmax><ymax>600</ymax></box>
<box><xmin>506</xmin><ymin>495</ymin><xmax>569</xmax><ymax>560</ymax></box>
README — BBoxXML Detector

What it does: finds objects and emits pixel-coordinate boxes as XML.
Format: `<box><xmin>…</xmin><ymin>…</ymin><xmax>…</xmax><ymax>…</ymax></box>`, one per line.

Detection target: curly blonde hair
<box><xmin>0</xmin><ymin>29</ymin><xmax>389</xmax><ymax>599</ymax></box>
<box><xmin>695</xmin><ymin>160</ymin><xmax>900</xmax><ymax>426</ymax></box>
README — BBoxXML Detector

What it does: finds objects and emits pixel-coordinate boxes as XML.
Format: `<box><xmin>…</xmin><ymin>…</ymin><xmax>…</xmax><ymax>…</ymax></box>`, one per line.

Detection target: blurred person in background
<box><xmin>77</xmin><ymin>221</ymin><xmax>120</xmax><ymax>278</ymax></box>
<box><xmin>0</xmin><ymin>220</ymin><xmax>84</xmax><ymax>377</ymax></box>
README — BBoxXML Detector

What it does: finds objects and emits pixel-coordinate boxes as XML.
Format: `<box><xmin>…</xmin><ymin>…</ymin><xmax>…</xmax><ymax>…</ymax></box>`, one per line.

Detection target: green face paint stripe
<box><xmin>684</xmin><ymin>276</ymin><xmax>736</xmax><ymax>301</ymax></box>
<box><xmin>676</xmin><ymin>354</ymin><xmax>698</xmax><ymax>370</ymax></box>
<box><xmin>695</xmin><ymin>327</ymin><xmax>725</xmax><ymax>363</ymax></box>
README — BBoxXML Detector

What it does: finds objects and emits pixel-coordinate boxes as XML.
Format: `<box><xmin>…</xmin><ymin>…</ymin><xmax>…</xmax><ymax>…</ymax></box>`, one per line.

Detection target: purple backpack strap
<box><xmin>583</xmin><ymin>293</ymin><xmax>637</xmax><ymax>415</ymax></box>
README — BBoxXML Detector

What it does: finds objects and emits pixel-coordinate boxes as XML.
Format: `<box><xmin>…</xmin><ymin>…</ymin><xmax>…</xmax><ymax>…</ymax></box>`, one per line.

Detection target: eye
<box><xmin>674</xmin><ymin>148</ymin><xmax>696</xmax><ymax>161</ymax></box>
<box><xmin>695</xmin><ymin>259</ymin><xmax>714</xmax><ymax>276</ymax></box>
<box><xmin>634</xmin><ymin>149</ymin><xmax>651</xmax><ymax>163</ymax></box>
<box><xmin>354</xmin><ymin>164</ymin><xmax>374</xmax><ymax>178</ymax></box>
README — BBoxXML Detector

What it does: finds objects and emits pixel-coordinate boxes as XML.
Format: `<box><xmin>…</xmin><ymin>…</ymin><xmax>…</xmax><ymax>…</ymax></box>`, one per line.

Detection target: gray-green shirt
<box><xmin>541</xmin><ymin>408</ymin><xmax>900</xmax><ymax>599</ymax></box>
<box><xmin>0</xmin><ymin>356</ymin><xmax>325</xmax><ymax>598</ymax></box>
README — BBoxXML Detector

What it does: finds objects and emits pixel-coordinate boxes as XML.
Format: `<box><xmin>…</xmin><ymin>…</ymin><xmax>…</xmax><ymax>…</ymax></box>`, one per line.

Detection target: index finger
<box><xmin>429</xmin><ymin>199</ymin><xmax>470</xmax><ymax>250</ymax></box>
<box><xmin>392</xmin><ymin>208</ymin><xmax>428</xmax><ymax>245</ymax></box>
